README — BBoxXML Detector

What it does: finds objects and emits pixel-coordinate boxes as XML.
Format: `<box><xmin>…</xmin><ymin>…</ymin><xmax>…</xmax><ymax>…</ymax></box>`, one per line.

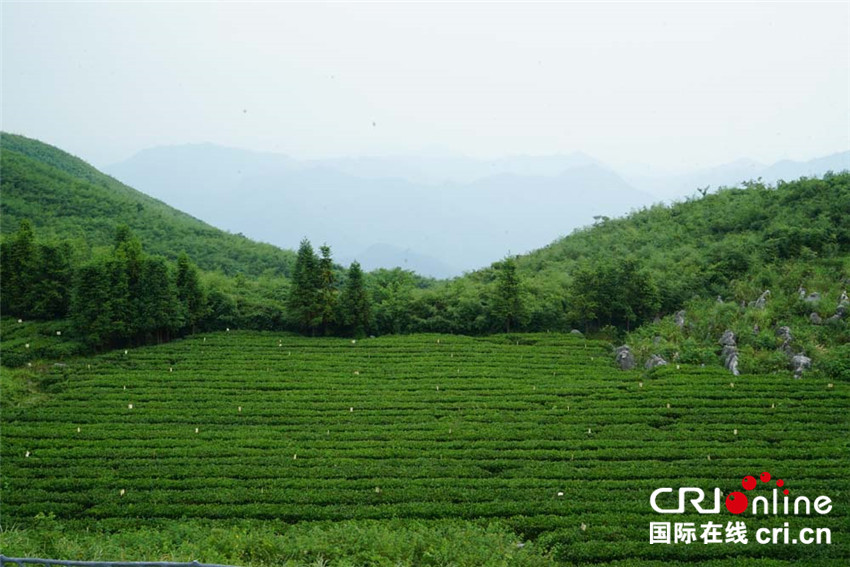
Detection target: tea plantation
<box><xmin>1</xmin><ymin>332</ymin><xmax>848</xmax><ymax>566</ymax></box>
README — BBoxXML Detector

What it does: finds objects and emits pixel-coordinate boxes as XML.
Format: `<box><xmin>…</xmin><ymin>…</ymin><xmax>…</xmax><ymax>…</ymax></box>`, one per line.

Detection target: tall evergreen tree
<box><xmin>287</xmin><ymin>239</ymin><xmax>321</xmax><ymax>334</ymax></box>
<box><xmin>30</xmin><ymin>241</ymin><xmax>73</xmax><ymax>319</ymax></box>
<box><xmin>1</xmin><ymin>220</ymin><xmax>37</xmax><ymax>316</ymax></box>
<box><xmin>176</xmin><ymin>252</ymin><xmax>206</xmax><ymax>333</ymax></box>
<box><xmin>139</xmin><ymin>256</ymin><xmax>181</xmax><ymax>343</ymax></box>
<box><xmin>341</xmin><ymin>261</ymin><xmax>371</xmax><ymax>338</ymax></box>
<box><xmin>317</xmin><ymin>245</ymin><xmax>338</xmax><ymax>335</ymax></box>
<box><xmin>71</xmin><ymin>259</ymin><xmax>114</xmax><ymax>347</ymax></box>
<box><xmin>492</xmin><ymin>257</ymin><xmax>524</xmax><ymax>333</ymax></box>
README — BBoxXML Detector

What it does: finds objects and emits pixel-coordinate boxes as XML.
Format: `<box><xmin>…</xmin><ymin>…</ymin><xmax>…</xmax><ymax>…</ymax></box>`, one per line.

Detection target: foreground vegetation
<box><xmin>2</xmin><ymin>332</ymin><xmax>847</xmax><ymax>565</ymax></box>
<box><xmin>1</xmin><ymin>519</ymin><xmax>555</xmax><ymax>567</ymax></box>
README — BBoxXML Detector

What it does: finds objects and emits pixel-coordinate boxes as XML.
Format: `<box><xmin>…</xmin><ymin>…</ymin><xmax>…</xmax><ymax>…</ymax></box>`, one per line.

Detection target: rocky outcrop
<box><xmin>719</xmin><ymin>330</ymin><xmax>737</xmax><ymax>347</ymax></box>
<box><xmin>791</xmin><ymin>355</ymin><xmax>811</xmax><ymax>379</ymax></box>
<box><xmin>722</xmin><ymin>346</ymin><xmax>740</xmax><ymax>376</ymax></box>
<box><xmin>645</xmin><ymin>355</ymin><xmax>667</xmax><ymax>369</ymax></box>
<box><xmin>614</xmin><ymin>345</ymin><xmax>635</xmax><ymax>370</ymax></box>
<box><xmin>719</xmin><ymin>330</ymin><xmax>739</xmax><ymax>376</ymax></box>
<box><xmin>776</xmin><ymin>326</ymin><xmax>793</xmax><ymax>354</ymax></box>
<box><xmin>752</xmin><ymin>290</ymin><xmax>771</xmax><ymax>309</ymax></box>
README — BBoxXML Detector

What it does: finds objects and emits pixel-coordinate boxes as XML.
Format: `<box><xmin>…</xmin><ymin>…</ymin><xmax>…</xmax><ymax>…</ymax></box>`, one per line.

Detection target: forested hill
<box><xmin>0</xmin><ymin>133</ymin><xmax>295</xmax><ymax>277</ymax></box>
<box><xmin>514</xmin><ymin>174</ymin><xmax>850</xmax><ymax>312</ymax></box>
<box><xmin>478</xmin><ymin>172</ymin><xmax>848</xmax><ymax>377</ymax></box>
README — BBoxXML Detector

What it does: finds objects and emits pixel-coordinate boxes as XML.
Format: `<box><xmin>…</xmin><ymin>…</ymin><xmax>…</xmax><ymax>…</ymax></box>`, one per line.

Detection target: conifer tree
<box><xmin>288</xmin><ymin>238</ymin><xmax>321</xmax><ymax>334</ymax></box>
<box><xmin>1</xmin><ymin>220</ymin><xmax>37</xmax><ymax>315</ymax></box>
<box><xmin>71</xmin><ymin>259</ymin><xmax>113</xmax><ymax>347</ymax></box>
<box><xmin>492</xmin><ymin>257</ymin><xmax>524</xmax><ymax>333</ymax></box>
<box><xmin>30</xmin><ymin>241</ymin><xmax>73</xmax><ymax>319</ymax></box>
<box><xmin>139</xmin><ymin>256</ymin><xmax>181</xmax><ymax>343</ymax></box>
<box><xmin>317</xmin><ymin>245</ymin><xmax>338</xmax><ymax>335</ymax></box>
<box><xmin>341</xmin><ymin>261</ymin><xmax>371</xmax><ymax>337</ymax></box>
<box><xmin>176</xmin><ymin>252</ymin><xmax>206</xmax><ymax>333</ymax></box>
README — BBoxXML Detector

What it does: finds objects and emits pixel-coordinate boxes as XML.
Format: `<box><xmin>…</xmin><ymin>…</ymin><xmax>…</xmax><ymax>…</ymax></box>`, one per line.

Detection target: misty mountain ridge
<box><xmin>107</xmin><ymin>145</ymin><xmax>848</xmax><ymax>277</ymax></box>
<box><xmin>107</xmin><ymin>147</ymin><xmax>649</xmax><ymax>277</ymax></box>
<box><xmin>341</xmin><ymin>243</ymin><xmax>458</xmax><ymax>280</ymax></box>
<box><xmin>625</xmin><ymin>151</ymin><xmax>850</xmax><ymax>200</ymax></box>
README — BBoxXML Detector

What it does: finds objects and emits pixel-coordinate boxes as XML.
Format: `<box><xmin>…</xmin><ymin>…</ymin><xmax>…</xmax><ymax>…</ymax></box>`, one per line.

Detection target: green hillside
<box><xmin>2</xmin><ymin>332</ymin><xmax>847</xmax><ymax>565</ymax></box>
<box><xmin>0</xmin><ymin>133</ymin><xmax>295</xmax><ymax>278</ymax></box>
<box><xmin>406</xmin><ymin>173</ymin><xmax>849</xmax><ymax>378</ymax></box>
<box><xmin>516</xmin><ymin>174</ymin><xmax>850</xmax><ymax>312</ymax></box>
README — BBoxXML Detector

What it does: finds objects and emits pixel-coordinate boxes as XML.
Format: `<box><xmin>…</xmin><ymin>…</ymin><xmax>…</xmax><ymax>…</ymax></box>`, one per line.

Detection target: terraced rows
<box><xmin>2</xmin><ymin>332</ymin><xmax>848</xmax><ymax>563</ymax></box>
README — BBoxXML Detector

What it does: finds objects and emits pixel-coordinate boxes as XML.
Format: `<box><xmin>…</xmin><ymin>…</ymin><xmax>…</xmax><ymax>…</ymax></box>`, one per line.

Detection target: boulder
<box><xmin>754</xmin><ymin>290</ymin><xmax>771</xmax><ymax>309</ymax></box>
<box><xmin>791</xmin><ymin>355</ymin><xmax>812</xmax><ymax>379</ymax></box>
<box><xmin>798</xmin><ymin>286</ymin><xmax>807</xmax><ymax>299</ymax></box>
<box><xmin>839</xmin><ymin>290</ymin><xmax>848</xmax><ymax>306</ymax></box>
<box><xmin>719</xmin><ymin>330</ymin><xmax>737</xmax><ymax>347</ymax></box>
<box><xmin>775</xmin><ymin>326</ymin><xmax>792</xmax><ymax>342</ymax></box>
<box><xmin>722</xmin><ymin>345</ymin><xmax>740</xmax><ymax>376</ymax></box>
<box><xmin>810</xmin><ymin>312</ymin><xmax>823</xmax><ymax>325</ymax></box>
<box><xmin>674</xmin><ymin>310</ymin><xmax>686</xmax><ymax>329</ymax></box>
<box><xmin>645</xmin><ymin>355</ymin><xmax>668</xmax><ymax>369</ymax></box>
<box><xmin>614</xmin><ymin>345</ymin><xmax>635</xmax><ymax>370</ymax></box>
<box><xmin>570</xmin><ymin>329</ymin><xmax>583</xmax><ymax>336</ymax></box>
<box><xmin>804</xmin><ymin>292</ymin><xmax>821</xmax><ymax>304</ymax></box>
<box><xmin>776</xmin><ymin>326</ymin><xmax>793</xmax><ymax>355</ymax></box>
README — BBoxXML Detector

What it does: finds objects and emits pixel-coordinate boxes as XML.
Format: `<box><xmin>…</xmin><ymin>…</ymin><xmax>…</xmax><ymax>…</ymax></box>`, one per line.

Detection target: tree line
<box><xmin>2</xmin><ymin>220</ymin><xmax>665</xmax><ymax>349</ymax></box>
<box><xmin>1</xmin><ymin>221</ymin><xmax>206</xmax><ymax>348</ymax></box>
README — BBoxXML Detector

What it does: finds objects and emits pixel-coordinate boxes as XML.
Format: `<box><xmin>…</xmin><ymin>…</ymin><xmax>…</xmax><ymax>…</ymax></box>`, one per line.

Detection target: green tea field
<box><xmin>1</xmin><ymin>332</ymin><xmax>848</xmax><ymax>566</ymax></box>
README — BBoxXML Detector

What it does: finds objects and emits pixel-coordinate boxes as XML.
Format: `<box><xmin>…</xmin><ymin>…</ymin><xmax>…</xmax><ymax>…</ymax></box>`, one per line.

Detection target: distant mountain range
<box><xmin>625</xmin><ymin>151</ymin><xmax>850</xmax><ymax>201</ymax></box>
<box><xmin>106</xmin><ymin>147</ymin><xmax>651</xmax><ymax>276</ymax></box>
<box><xmin>106</xmin><ymin>145</ymin><xmax>849</xmax><ymax>277</ymax></box>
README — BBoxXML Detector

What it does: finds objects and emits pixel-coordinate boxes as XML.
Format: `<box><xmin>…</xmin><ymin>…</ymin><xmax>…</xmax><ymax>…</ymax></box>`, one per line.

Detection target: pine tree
<box><xmin>288</xmin><ymin>239</ymin><xmax>321</xmax><ymax>334</ymax></box>
<box><xmin>317</xmin><ymin>245</ymin><xmax>338</xmax><ymax>335</ymax></box>
<box><xmin>341</xmin><ymin>261</ymin><xmax>371</xmax><ymax>338</ymax></box>
<box><xmin>492</xmin><ymin>257</ymin><xmax>524</xmax><ymax>333</ymax></box>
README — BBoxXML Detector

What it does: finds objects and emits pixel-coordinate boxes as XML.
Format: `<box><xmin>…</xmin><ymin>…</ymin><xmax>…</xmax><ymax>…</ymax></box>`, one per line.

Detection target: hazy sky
<box><xmin>3</xmin><ymin>2</ymin><xmax>849</xmax><ymax>171</ymax></box>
